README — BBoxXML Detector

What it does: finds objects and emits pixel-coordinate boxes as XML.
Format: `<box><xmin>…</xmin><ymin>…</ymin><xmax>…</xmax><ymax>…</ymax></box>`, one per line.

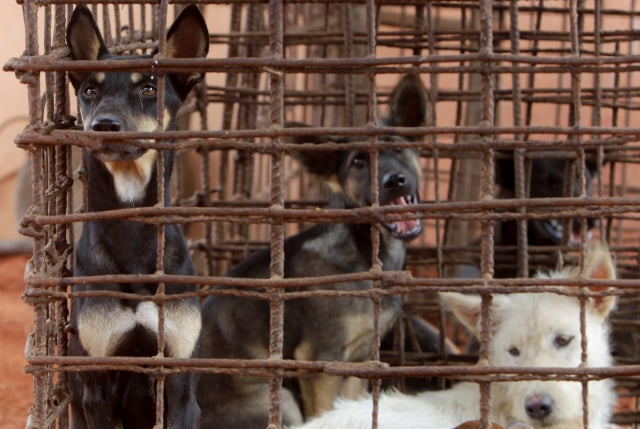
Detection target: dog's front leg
<box><xmin>298</xmin><ymin>373</ymin><xmax>343</xmax><ymax>419</ymax></box>
<box><xmin>165</xmin><ymin>372</ymin><xmax>200</xmax><ymax>429</ymax></box>
<box><xmin>74</xmin><ymin>371</ymin><xmax>118</xmax><ymax>429</ymax></box>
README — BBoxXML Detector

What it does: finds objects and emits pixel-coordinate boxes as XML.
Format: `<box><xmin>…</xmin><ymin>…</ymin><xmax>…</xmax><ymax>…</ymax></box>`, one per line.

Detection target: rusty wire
<box><xmin>8</xmin><ymin>0</ymin><xmax>640</xmax><ymax>428</ymax></box>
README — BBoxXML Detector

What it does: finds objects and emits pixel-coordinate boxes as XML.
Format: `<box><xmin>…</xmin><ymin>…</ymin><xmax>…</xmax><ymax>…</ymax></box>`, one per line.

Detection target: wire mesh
<box><xmin>6</xmin><ymin>0</ymin><xmax>640</xmax><ymax>428</ymax></box>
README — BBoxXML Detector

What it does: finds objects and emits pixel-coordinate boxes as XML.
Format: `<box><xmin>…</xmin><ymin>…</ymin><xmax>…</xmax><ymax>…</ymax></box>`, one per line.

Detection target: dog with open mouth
<box><xmin>196</xmin><ymin>74</ymin><xmax>428</xmax><ymax>429</ymax></box>
<box><xmin>491</xmin><ymin>154</ymin><xmax>601</xmax><ymax>278</ymax></box>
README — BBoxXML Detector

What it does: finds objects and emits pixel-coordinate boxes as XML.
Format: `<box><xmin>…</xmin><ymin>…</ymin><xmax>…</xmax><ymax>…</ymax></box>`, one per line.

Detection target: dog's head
<box><xmin>495</xmin><ymin>153</ymin><xmax>601</xmax><ymax>246</ymax></box>
<box><xmin>441</xmin><ymin>242</ymin><xmax>617</xmax><ymax>428</ymax></box>
<box><xmin>289</xmin><ymin>74</ymin><xmax>427</xmax><ymax>241</ymax></box>
<box><xmin>66</xmin><ymin>5</ymin><xmax>209</xmax><ymax>203</ymax></box>
<box><xmin>67</xmin><ymin>5</ymin><xmax>209</xmax><ymax>135</ymax></box>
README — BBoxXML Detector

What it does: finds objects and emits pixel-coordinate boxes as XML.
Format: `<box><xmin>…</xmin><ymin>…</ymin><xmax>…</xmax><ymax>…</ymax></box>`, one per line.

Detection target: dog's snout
<box><xmin>91</xmin><ymin>115</ymin><xmax>122</xmax><ymax>132</ymax></box>
<box><xmin>524</xmin><ymin>394</ymin><xmax>554</xmax><ymax>420</ymax></box>
<box><xmin>383</xmin><ymin>173</ymin><xmax>407</xmax><ymax>189</ymax></box>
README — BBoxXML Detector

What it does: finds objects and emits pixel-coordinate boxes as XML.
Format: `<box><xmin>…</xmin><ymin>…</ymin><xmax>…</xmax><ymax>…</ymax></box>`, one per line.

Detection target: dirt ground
<box><xmin>0</xmin><ymin>254</ymin><xmax>34</xmax><ymax>429</ymax></box>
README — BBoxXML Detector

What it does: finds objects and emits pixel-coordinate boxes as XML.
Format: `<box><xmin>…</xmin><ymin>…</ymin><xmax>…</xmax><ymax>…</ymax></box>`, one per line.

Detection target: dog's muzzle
<box><xmin>383</xmin><ymin>193</ymin><xmax>422</xmax><ymax>240</ymax></box>
<box><xmin>88</xmin><ymin>115</ymin><xmax>151</xmax><ymax>162</ymax></box>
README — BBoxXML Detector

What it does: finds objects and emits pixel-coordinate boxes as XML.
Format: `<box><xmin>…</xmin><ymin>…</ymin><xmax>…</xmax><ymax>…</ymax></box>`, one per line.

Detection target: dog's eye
<box><xmin>83</xmin><ymin>86</ymin><xmax>97</xmax><ymax>97</ymax></box>
<box><xmin>140</xmin><ymin>84</ymin><xmax>156</xmax><ymax>97</ymax></box>
<box><xmin>553</xmin><ymin>334</ymin><xmax>573</xmax><ymax>348</ymax></box>
<box><xmin>508</xmin><ymin>346</ymin><xmax>520</xmax><ymax>357</ymax></box>
<box><xmin>351</xmin><ymin>154</ymin><xmax>367</xmax><ymax>169</ymax></box>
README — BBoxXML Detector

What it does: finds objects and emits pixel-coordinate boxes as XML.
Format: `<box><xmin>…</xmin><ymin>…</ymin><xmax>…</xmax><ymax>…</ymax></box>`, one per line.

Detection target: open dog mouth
<box><xmin>382</xmin><ymin>193</ymin><xmax>422</xmax><ymax>240</ymax></box>
<box><xmin>540</xmin><ymin>219</ymin><xmax>564</xmax><ymax>243</ymax></box>
<box><xmin>538</xmin><ymin>219</ymin><xmax>592</xmax><ymax>248</ymax></box>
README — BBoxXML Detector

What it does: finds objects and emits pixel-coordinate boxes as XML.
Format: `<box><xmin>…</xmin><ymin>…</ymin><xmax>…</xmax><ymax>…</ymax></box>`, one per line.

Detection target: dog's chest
<box><xmin>77</xmin><ymin>300</ymin><xmax>201</xmax><ymax>359</ymax></box>
<box><xmin>299</xmin><ymin>225</ymin><xmax>406</xmax><ymax>273</ymax></box>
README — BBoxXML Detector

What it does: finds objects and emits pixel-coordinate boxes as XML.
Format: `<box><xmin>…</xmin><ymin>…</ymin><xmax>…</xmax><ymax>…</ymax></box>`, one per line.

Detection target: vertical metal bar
<box><xmin>568</xmin><ymin>1</ymin><xmax>590</xmax><ymax>427</ymax></box>
<box><xmin>424</xmin><ymin>4</ymin><xmax>442</xmax><ymax>282</ymax></box>
<box><xmin>268</xmin><ymin>0</ymin><xmax>286</xmax><ymax>426</ymax></box>
<box><xmin>509</xmin><ymin>1</ymin><xmax>528</xmax><ymax>278</ymax></box>
<box><xmin>21</xmin><ymin>0</ymin><xmax>46</xmax><ymax>426</ymax></box>
<box><xmin>523</xmin><ymin>0</ymin><xmax>544</xmax><ymax>135</ymax></box>
<box><xmin>478</xmin><ymin>3</ymin><xmax>495</xmax><ymax>276</ymax></box>
<box><xmin>364</xmin><ymin>2</ymin><xmax>382</xmax><ymax>428</ymax></box>
<box><xmin>234</xmin><ymin>4</ymin><xmax>262</xmax><ymax>243</ymax></box>
<box><xmin>154</xmin><ymin>3</ymin><xmax>169</xmax><ymax>427</ymax></box>
<box><xmin>591</xmin><ymin>0</ymin><xmax>605</xmax><ymax>250</ymax></box>
<box><xmin>478</xmin><ymin>1</ymin><xmax>495</xmax><ymax>428</ymax></box>
<box><xmin>54</xmin><ymin>4</ymin><xmax>71</xmax><ymax>426</ymax></box>
<box><xmin>113</xmin><ymin>5</ymin><xmax>122</xmax><ymax>47</ymax></box>
<box><xmin>42</xmin><ymin>5</ymin><xmax>61</xmax><ymax>428</ymax></box>
<box><xmin>213</xmin><ymin>3</ymin><xmax>243</xmax><ymax>276</ymax></box>
<box><xmin>342</xmin><ymin>4</ymin><xmax>355</xmax><ymax>127</ymax></box>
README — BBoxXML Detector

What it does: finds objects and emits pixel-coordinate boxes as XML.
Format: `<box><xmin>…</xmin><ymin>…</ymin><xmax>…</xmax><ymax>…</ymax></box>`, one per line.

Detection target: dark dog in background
<box><xmin>453</xmin><ymin>153</ymin><xmax>601</xmax><ymax>280</ymax></box>
<box><xmin>491</xmin><ymin>153</ymin><xmax>601</xmax><ymax>278</ymax></box>
<box><xmin>66</xmin><ymin>5</ymin><xmax>208</xmax><ymax>429</ymax></box>
<box><xmin>196</xmin><ymin>74</ymin><xmax>428</xmax><ymax>428</ymax></box>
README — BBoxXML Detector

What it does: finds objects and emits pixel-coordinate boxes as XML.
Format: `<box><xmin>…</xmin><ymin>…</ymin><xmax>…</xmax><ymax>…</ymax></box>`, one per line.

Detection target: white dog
<box><xmin>293</xmin><ymin>244</ymin><xmax>617</xmax><ymax>429</ymax></box>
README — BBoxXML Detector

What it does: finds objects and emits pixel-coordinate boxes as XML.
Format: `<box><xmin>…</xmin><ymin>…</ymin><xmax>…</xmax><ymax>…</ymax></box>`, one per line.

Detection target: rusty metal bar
<box><xmin>267</xmin><ymin>0</ymin><xmax>287</xmax><ymax>424</ymax></box>
<box><xmin>10</xmin><ymin>0</ymin><xmax>640</xmax><ymax>427</ymax></box>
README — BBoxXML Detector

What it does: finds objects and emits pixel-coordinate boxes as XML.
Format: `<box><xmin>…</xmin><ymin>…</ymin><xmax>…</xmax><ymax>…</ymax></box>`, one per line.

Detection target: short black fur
<box><xmin>492</xmin><ymin>153</ymin><xmax>600</xmax><ymax>278</ymax></box>
<box><xmin>66</xmin><ymin>5</ymin><xmax>208</xmax><ymax>429</ymax></box>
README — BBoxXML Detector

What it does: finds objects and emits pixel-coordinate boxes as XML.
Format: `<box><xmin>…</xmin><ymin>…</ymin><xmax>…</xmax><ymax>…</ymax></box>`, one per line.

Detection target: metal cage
<box><xmin>5</xmin><ymin>0</ymin><xmax>640</xmax><ymax>427</ymax></box>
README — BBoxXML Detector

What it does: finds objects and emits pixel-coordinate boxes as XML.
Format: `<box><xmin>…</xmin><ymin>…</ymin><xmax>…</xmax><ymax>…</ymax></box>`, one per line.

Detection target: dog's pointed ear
<box><xmin>440</xmin><ymin>293</ymin><xmax>482</xmax><ymax>336</ymax></box>
<box><xmin>386</xmin><ymin>73</ymin><xmax>428</xmax><ymax>128</ymax></box>
<box><xmin>284</xmin><ymin>122</ymin><xmax>344</xmax><ymax>185</ymax></box>
<box><xmin>66</xmin><ymin>5</ymin><xmax>109</xmax><ymax>90</ymax></box>
<box><xmin>582</xmin><ymin>242</ymin><xmax>617</xmax><ymax>319</ymax></box>
<box><xmin>440</xmin><ymin>292</ymin><xmax>509</xmax><ymax>337</ymax></box>
<box><xmin>163</xmin><ymin>5</ymin><xmax>209</xmax><ymax>100</ymax></box>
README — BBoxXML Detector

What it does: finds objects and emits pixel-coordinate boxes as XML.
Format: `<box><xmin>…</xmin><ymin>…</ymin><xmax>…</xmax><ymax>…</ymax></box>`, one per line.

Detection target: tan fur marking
<box><xmin>163</xmin><ymin>108</ymin><xmax>173</xmax><ymax>130</ymax></box>
<box><xmin>324</xmin><ymin>174</ymin><xmax>342</xmax><ymax>193</ymax></box>
<box><xmin>78</xmin><ymin>305</ymin><xmax>136</xmax><ymax>357</ymax></box>
<box><xmin>298</xmin><ymin>374</ymin><xmax>343</xmax><ymax>418</ymax></box>
<box><xmin>341</xmin><ymin>313</ymin><xmax>375</xmax><ymax>360</ymax></box>
<box><xmin>340</xmin><ymin>377</ymin><xmax>368</xmax><ymax>399</ymax></box>
<box><xmin>130</xmin><ymin>72</ymin><xmax>143</xmax><ymax>84</ymax></box>
<box><xmin>295</xmin><ymin>339</ymin><xmax>346</xmax><ymax>416</ymax></box>
<box><xmin>294</xmin><ymin>339</ymin><xmax>313</xmax><ymax>361</ymax></box>
<box><xmin>95</xmin><ymin>72</ymin><xmax>105</xmax><ymax>84</ymax></box>
<box><xmin>104</xmin><ymin>149</ymin><xmax>158</xmax><ymax>202</ymax></box>
<box><xmin>344</xmin><ymin>177</ymin><xmax>361</xmax><ymax>205</ymax></box>
<box><xmin>78</xmin><ymin>300</ymin><xmax>201</xmax><ymax>358</ymax></box>
<box><xmin>136</xmin><ymin>116</ymin><xmax>159</xmax><ymax>133</ymax></box>
<box><xmin>136</xmin><ymin>301</ymin><xmax>202</xmax><ymax>358</ymax></box>
<box><xmin>410</xmin><ymin>154</ymin><xmax>422</xmax><ymax>181</ymax></box>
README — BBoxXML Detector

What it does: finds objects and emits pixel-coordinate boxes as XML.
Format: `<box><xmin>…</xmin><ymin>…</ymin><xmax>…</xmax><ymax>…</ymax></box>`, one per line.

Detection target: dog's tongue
<box><xmin>391</xmin><ymin>196</ymin><xmax>419</xmax><ymax>235</ymax></box>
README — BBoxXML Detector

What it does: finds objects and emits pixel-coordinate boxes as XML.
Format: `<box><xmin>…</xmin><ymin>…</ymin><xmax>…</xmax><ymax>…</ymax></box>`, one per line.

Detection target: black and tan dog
<box><xmin>66</xmin><ymin>5</ymin><xmax>208</xmax><ymax>429</ymax></box>
<box><xmin>197</xmin><ymin>74</ymin><xmax>428</xmax><ymax>428</ymax></box>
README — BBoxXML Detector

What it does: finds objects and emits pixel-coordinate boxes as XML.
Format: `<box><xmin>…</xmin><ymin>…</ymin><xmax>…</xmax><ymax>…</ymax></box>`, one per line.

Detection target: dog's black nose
<box><xmin>91</xmin><ymin>115</ymin><xmax>122</xmax><ymax>132</ymax></box>
<box><xmin>383</xmin><ymin>173</ymin><xmax>407</xmax><ymax>189</ymax></box>
<box><xmin>525</xmin><ymin>394</ymin><xmax>554</xmax><ymax>420</ymax></box>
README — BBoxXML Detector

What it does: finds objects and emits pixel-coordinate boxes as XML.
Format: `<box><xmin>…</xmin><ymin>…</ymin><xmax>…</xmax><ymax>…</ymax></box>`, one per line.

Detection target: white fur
<box><xmin>104</xmin><ymin>148</ymin><xmax>157</xmax><ymax>203</ymax></box>
<box><xmin>293</xmin><ymin>245</ymin><xmax>617</xmax><ymax>429</ymax></box>
<box><xmin>78</xmin><ymin>300</ymin><xmax>201</xmax><ymax>359</ymax></box>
